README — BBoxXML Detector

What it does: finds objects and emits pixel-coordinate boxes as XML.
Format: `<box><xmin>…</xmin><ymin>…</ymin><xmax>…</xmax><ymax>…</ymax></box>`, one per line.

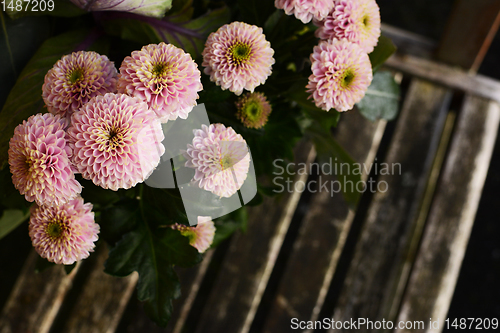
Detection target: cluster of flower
<box><xmin>7</xmin><ymin>0</ymin><xmax>380</xmax><ymax>264</ymax></box>
<box><xmin>276</xmin><ymin>0</ymin><xmax>381</xmax><ymax>111</ymax></box>
<box><xmin>6</xmin><ymin>20</ymin><xmax>277</xmax><ymax>264</ymax></box>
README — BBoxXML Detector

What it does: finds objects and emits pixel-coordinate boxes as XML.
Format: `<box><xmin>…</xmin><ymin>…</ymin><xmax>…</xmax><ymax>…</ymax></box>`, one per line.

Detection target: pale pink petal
<box><xmin>67</xmin><ymin>93</ymin><xmax>165</xmax><ymax>190</ymax></box>
<box><xmin>306</xmin><ymin>39</ymin><xmax>373</xmax><ymax>112</ymax></box>
<box><xmin>202</xmin><ymin>22</ymin><xmax>275</xmax><ymax>96</ymax></box>
<box><xmin>29</xmin><ymin>197</ymin><xmax>99</xmax><ymax>265</ymax></box>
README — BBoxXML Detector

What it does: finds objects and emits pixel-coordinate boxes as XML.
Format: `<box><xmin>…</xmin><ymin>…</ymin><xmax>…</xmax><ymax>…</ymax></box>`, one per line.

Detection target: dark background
<box><xmin>378</xmin><ymin>0</ymin><xmax>500</xmax><ymax>326</ymax></box>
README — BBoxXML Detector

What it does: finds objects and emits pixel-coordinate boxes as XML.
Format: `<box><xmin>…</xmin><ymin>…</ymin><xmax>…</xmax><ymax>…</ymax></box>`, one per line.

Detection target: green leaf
<box><xmin>237</xmin><ymin>0</ymin><xmax>275</xmax><ymax>26</ymax></box>
<box><xmin>285</xmin><ymin>80</ymin><xmax>340</xmax><ymax>131</ymax></box>
<box><xmin>357</xmin><ymin>71</ymin><xmax>400</xmax><ymax>122</ymax></box>
<box><xmin>72</xmin><ymin>0</ymin><xmax>172</xmax><ymax>18</ymax></box>
<box><xmin>0</xmin><ymin>29</ymin><xmax>90</xmax><ymax>169</ymax></box>
<box><xmin>99</xmin><ymin>199</ymin><xmax>139</xmax><ymax>246</ymax></box>
<box><xmin>0</xmin><ymin>14</ymin><xmax>50</xmax><ymax>109</ymax></box>
<box><xmin>99</xmin><ymin>6</ymin><xmax>230</xmax><ymax>58</ymax></box>
<box><xmin>80</xmin><ymin>178</ymin><xmax>120</xmax><ymax>209</ymax></box>
<box><xmin>142</xmin><ymin>186</ymin><xmax>188</xmax><ymax>226</ymax></box>
<box><xmin>6</xmin><ymin>0</ymin><xmax>86</xmax><ymax>19</ymax></box>
<box><xmin>0</xmin><ymin>11</ymin><xmax>16</xmax><ymax>77</ymax></box>
<box><xmin>369</xmin><ymin>35</ymin><xmax>397</xmax><ymax>72</ymax></box>
<box><xmin>0</xmin><ymin>209</ymin><xmax>29</xmax><ymax>239</ymax></box>
<box><xmin>105</xmin><ymin>186</ymin><xmax>201</xmax><ymax>327</ymax></box>
<box><xmin>264</xmin><ymin>9</ymin><xmax>283</xmax><ymax>34</ymax></box>
<box><xmin>306</xmin><ymin>123</ymin><xmax>362</xmax><ymax>206</ymax></box>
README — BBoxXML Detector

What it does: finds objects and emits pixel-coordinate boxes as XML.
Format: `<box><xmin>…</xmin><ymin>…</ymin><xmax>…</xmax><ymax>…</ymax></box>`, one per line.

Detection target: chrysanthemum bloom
<box><xmin>117</xmin><ymin>42</ymin><xmax>202</xmax><ymax>123</ymax></box>
<box><xmin>235</xmin><ymin>92</ymin><xmax>272</xmax><ymax>129</ymax></box>
<box><xmin>202</xmin><ymin>22</ymin><xmax>275</xmax><ymax>96</ymax></box>
<box><xmin>171</xmin><ymin>217</ymin><xmax>216</xmax><ymax>253</ymax></box>
<box><xmin>42</xmin><ymin>51</ymin><xmax>118</xmax><ymax>122</ymax></box>
<box><xmin>314</xmin><ymin>0</ymin><xmax>381</xmax><ymax>54</ymax></box>
<box><xmin>275</xmin><ymin>0</ymin><xmax>334</xmax><ymax>24</ymax></box>
<box><xmin>306</xmin><ymin>39</ymin><xmax>373</xmax><ymax>112</ymax></box>
<box><xmin>184</xmin><ymin>123</ymin><xmax>250</xmax><ymax>198</ymax></box>
<box><xmin>67</xmin><ymin>93</ymin><xmax>165</xmax><ymax>191</ymax></box>
<box><xmin>8</xmin><ymin>113</ymin><xmax>82</xmax><ymax>206</ymax></box>
<box><xmin>29</xmin><ymin>197</ymin><xmax>99</xmax><ymax>265</ymax></box>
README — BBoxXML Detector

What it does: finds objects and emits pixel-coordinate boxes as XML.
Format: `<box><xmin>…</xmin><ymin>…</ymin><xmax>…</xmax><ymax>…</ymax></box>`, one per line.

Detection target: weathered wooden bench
<box><xmin>1</xmin><ymin>1</ymin><xmax>500</xmax><ymax>332</ymax></box>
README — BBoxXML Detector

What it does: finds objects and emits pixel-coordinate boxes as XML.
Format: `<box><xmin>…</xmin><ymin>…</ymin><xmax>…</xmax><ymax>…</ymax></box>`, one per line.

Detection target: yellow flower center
<box><xmin>230</xmin><ymin>42</ymin><xmax>252</xmax><ymax>64</ymax></box>
<box><xmin>106</xmin><ymin>127</ymin><xmax>124</xmax><ymax>150</ymax></box>
<box><xmin>46</xmin><ymin>220</ymin><xmax>66</xmax><ymax>239</ymax></box>
<box><xmin>362</xmin><ymin>14</ymin><xmax>369</xmax><ymax>28</ymax></box>
<box><xmin>220</xmin><ymin>155</ymin><xmax>234</xmax><ymax>170</ymax></box>
<box><xmin>244</xmin><ymin>101</ymin><xmax>262</xmax><ymax>121</ymax></box>
<box><xmin>68</xmin><ymin>67</ymin><xmax>85</xmax><ymax>84</ymax></box>
<box><xmin>151</xmin><ymin>62</ymin><xmax>171</xmax><ymax>78</ymax></box>
<box><xmin>340</xmin><ymin>68</ymin><xmax>356</xmax><ymax>89</ymax></box>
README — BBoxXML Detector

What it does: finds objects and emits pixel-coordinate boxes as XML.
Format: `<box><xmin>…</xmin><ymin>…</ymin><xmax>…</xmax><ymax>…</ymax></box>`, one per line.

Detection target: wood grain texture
<box><xmin>384</xmin><ymin>54</ymin><xmax>500</xmax><ymax>103</ymax></box>
<box><xmin>61</xmin><ymin>245</ymin><xmax>138</xmax><ymax>333</ymax></box>
<box><xmin>0</xmin><ymin>251</ymin><xmax>79</xmax><ymax>333</ymax></box>
<box><xmin>261</xmin><ymin>110</ymin><xmax>386</xmax><ymax>333</ymax></box>
<box><xmin>396</xmin><ymin>95</ymin><xmax>500</xmax><ymax>333</ymax></box>
<box><xmin>193</xmin><ymin>141</ymin><xmax>316</xmax><ymax>333</ymax></box>
<box><xmin>332</xmin><ymin>79</ymin><xmax>452</xmax><ymax>331</ymax></box>
<box><xmin>437</xmin><ymin>0</ymin><xmax>500</xmax><ymax>72</ymax></box>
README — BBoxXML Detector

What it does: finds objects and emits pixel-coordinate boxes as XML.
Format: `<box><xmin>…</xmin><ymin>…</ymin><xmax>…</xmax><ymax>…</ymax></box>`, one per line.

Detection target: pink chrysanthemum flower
<box><xmin>314</xmin><ymin>0</ymin><xmax>381</xmax><ymax>53</ymax></box>
<box><xmin>8</xmin><ymin>113</ymin><xmax>82</xmax><ymax>206</ymax></box>
<box><xmin>235</xmin><ymin>92</ymin><xmax>272</xmax><ymax>129</ymax></box>
<box><xmin>172</xmin><ymin>217</ymin><xmax>216</xmax><ymax>253</ymax></box>
<box><xmin>275</xmin><ymin>0</ymin><xmax>335</xmax><ymax>24</ymax></box>
<box><xmin>184</xmin><ymin>124</ymin><xmax>250</xmax><ymax>198</ymax></box>
<box><xmin>202</xmin><ymin>22</ymin><xmax>275</xmax><ymax>96</ymax></box>
<box><xmin>117</xmin><ymin>42</ymin><xmax>202</xmax><ymax>123</ymax></box>
<box><xmin>306</xmin><ymin>39</ymin><xmax>373</xmax><ymax>112</ymax></box>
<box><xmin>42</xmin><ymin>51</ymin><xmax>118</xmax><ymax>122</ymax></box>
<box><xmin>29</xmin><ymin>197</ymin><xmax>99</xmax><ymax>265</ymax></box>
<box><xmin>67</xmin><ymin>93</ymin><xmax>165</xmax><ymax>191</ymax></box>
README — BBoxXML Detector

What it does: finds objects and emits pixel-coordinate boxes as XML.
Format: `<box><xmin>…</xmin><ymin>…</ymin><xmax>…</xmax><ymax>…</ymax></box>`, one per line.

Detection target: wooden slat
<box><xmin>61</xmin><ymin>245</ymin><xmax>138</xmax><ymax>333</ymax></box>
<box><xmin>0</xmin><ymin>251</ymin><xmax>80</xmax><ymax>333</ymax></box>
<box><xmin>381</xmin><ymin>24</ymin><xmax>437</xmax><ymax>59</ymax></box>
<box><xmin>384</xmin><ymin>54</ymin><xmax>500</xmax><ymax>103</ymax></box>
<box><xmin>396</xmin><ymin>95</ymin><xmax>500</xmax><ymax>333</ymax></box>
<box><xmin>437</xmin><ymin>0</ymin><xmax>500</xmax><ymax>72</ymax></box>
<box><xmin>192</xmin><ymin>142</ymin><xmax>316</xmax><ymax>333</ymax></box>
<box><xmin>332</xmin><ymin>79</ymin><xmax>452</xmax><ymax>329</ymax></box>
<box><xmin>261</xmin><ymin>110</ymin><xmax>386</xmax><ymax>333</ymax></box>
<box><xmin>122</xmin><ymin>250</ymin><xmax>215</xmax><ymax>333</ymax></box>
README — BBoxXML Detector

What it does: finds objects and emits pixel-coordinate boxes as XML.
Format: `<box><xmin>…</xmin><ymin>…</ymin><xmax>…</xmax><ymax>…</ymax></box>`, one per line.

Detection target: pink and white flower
<box><xmin>314</xmin><ymin>0</ymin><xmax>381</xmax><ymax>53</ymax></box>
<box><xmin>202</xmin><ymin>22</ymin><xmax>275</xmax><ymax>96</ymax></box>
<box><xmin>67</xmin><ymin>93</ymin><xmax>165</xmax><ymax>191</ymax></box>
<box><xmin>8</xmin><ymin>113</ymin><xmax>81</xmax><ymax>206</ymax></box>
<box><xmin>306</xmin><ymin>39</ymin><xmax>373</xmax><ymax>112</ymax></box>
<box><xmin>42</xmin><ymin>51</ymin><xmax>118</xmax><ymax>122</ymax></box>
<box><xmin>184</xmin><ymin>124</ymin><xmax>250</xmax><ymax>198</ymax></box>
<box><xmin>29</xmin><ymin>197</ymin><xmax>99</xmax><ymax>265</ymax></box>
<box><xmin>118</xmin><ymin>42</ymin><xmax>202</xmax><ymax>122</ymax></box>
<box><xmin>275</xmin><ymin>0</ymin><xmax>334</xmax><ymax>23</ymax></box>
<box><xmin>172</xmin><ymin>216</ymin><xmax>216</xmax><ymax>253</ymax></box>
